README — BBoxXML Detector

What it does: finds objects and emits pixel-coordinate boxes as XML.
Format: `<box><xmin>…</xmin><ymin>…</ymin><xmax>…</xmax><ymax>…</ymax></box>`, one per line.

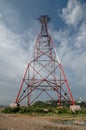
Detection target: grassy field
<box><xmin>1</xmin><ymin>105</ymin><xmax>86</xmax><ymax>117</ymax></box>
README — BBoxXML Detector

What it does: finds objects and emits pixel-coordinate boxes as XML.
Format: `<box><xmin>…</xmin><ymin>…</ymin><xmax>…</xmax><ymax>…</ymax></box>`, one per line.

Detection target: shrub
<box><xmin>2</xmin><ymin>106</ymin><xmax>20</xmax><ymax>113</ymax></box>
<box><xmin>58</xmin><ymin>107</ymin><xmax>69</xmax><ymax>114</ymax></box>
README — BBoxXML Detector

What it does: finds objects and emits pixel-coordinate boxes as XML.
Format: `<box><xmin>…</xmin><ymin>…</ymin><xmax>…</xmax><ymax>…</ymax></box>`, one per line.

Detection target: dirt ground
<box><xmin>0</xmin><ymin>113</ymin><xmax>86</xmax><ymax>130</ymax></box>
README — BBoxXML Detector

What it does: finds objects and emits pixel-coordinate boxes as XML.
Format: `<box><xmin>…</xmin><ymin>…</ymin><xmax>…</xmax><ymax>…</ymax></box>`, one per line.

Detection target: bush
<box><xmin>2</xmin><ymin>102</ymin><xmax>86</xmax><ymax>116</ymax></box>
<box><xmin>58</xmin><ymin>107</ymin><xmax>70</xmax><ymax>114</ymax></box>
<box><xmin>2</xmin><ymin>106</ymin><xmax>20</xmax><ymax>113</ymax></box>
<box><xmin>33</xmin><ymin>101</ymin><xmax>48</xmax><ymax>108</ymax></box>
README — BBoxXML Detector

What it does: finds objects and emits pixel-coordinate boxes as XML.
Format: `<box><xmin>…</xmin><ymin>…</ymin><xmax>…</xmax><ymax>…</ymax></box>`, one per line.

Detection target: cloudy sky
<box><xmin>0</xmin><ymin>0</ymin><xmax>86</xmax><ymax>105</ymax></box>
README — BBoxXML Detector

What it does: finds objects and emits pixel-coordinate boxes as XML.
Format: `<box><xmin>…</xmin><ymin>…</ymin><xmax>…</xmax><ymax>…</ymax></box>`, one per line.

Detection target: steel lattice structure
<box><xmin>15</xmin><ymin>15</ymin><xmax>74</xmax><ymax>106</ymax></box>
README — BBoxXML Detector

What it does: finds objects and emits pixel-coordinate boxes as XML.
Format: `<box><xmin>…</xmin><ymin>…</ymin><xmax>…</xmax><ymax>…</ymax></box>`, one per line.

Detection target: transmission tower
<box><xmin>15</xmin><ymin>15</ymin><xmax>74</xmax><ymax>106</ymax></box>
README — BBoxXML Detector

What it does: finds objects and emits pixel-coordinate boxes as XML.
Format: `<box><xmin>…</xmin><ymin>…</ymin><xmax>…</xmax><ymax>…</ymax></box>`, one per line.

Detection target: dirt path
<box><xmin>0</xmin><ymin>113</ymin><xmax>86</xmax><ymax>130</ymax></box>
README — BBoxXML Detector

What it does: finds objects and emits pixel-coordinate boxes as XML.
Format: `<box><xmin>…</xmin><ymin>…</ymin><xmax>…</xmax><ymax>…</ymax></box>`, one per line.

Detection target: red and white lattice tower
<box><xmin>15</xmin><ymin>15</ymin><xmax>74</xmax><ymax>106</ymax></box>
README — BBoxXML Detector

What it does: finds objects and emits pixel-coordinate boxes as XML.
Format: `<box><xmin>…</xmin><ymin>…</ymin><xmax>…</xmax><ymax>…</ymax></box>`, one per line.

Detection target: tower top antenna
<box><xmin>38</xmin><ymin>15</ymin><xmax>51</xmax><ymax>23</ymax></box>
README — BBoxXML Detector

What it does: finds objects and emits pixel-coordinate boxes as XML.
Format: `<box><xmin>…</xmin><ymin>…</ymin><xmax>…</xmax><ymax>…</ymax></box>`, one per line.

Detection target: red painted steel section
<box><xmin>59</xmin><ymin>63</ymin><xmax>75</xmax><ymax>105</ymax></box>
<box><xmin>15</xmin><ymin>64</ymin><xmax>29</xmax><ymax>104</ymax></box>
<box><xmin>15</xmin><ymin>15</ymin><xmax>74</xmax><ymax>106</ymax></box>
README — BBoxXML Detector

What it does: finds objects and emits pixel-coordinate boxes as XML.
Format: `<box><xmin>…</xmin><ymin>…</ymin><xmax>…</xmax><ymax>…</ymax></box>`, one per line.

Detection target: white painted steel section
<box><xmin>54</xmin><ymin>47</ymin><xmax>61</xmax><ymax>64</ymax></box>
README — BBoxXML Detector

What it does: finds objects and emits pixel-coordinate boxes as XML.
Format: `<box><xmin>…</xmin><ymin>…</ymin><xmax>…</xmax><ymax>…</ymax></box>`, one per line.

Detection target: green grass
<box><xmin>2</xmin><ymin>105</ymin><xmax>86</xmax><ymax>117</ymax></box>
<box><xmin>2</xmin><ymin>101</ymin><xmax>86</xmax><ymax>116</ymax></box>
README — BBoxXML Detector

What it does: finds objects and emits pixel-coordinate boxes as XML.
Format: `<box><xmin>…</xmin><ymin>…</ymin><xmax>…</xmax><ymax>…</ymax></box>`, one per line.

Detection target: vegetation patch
<box><xmin>2</xmin><ymin>101</ymin><xmax>86</xmax><ymax>116</ymax></box>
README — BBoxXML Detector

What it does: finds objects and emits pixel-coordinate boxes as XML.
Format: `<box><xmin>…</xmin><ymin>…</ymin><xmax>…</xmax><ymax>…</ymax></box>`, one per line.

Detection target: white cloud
<box><xmin>0</xmin><ymin>1</ymin><xmax>39</xmax><ymax>105</ymax></box>
<box><xmin>54</xmin><ymin>0</ymin><xmax>86</xmax><ymax>99</ymax></box>
<box><xmin>0</xmin><ymin>19</ymin><xmax>37</xmax><ymax>105</ymax></box>
<box><xmin>0</xmin><ymin>0</ymin><xmax>27</xmax><ymax>33</ymax></box>
<box><xmin>0</xmin><ymin>22</ymin><xmax>26</xmax><ymax>80</ymax></box>
<box><xmin>75</xmin><ymin>21</ymin><xmax>86</xmax><ymax>49</ymax></box>
<box><xmin>61</xmin><ymin>0</ymin><xmax>86</xmax><ymax>26</ymax></box>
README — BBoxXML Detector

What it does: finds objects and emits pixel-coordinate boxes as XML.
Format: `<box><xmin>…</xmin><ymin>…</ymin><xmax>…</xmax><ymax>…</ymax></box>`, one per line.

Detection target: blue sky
<box><xmin>0</xmin><ymin>0</ymin><xmax>86</xmax><ymax>105</ymax></box>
